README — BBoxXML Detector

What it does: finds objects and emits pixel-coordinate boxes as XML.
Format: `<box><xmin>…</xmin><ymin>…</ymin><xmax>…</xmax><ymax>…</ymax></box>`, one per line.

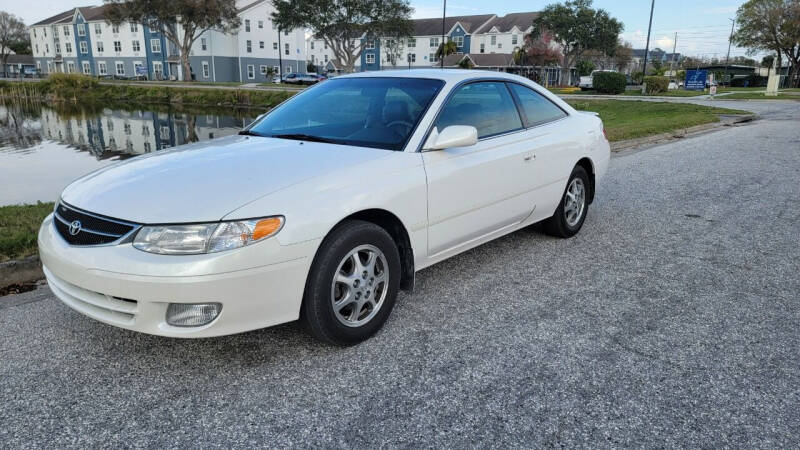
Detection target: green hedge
<box><xmin>644</xmin><ymin>76</ymin><xmax>669</xmax><ymax>94</ymax></box>
<box><xmin>593</xmin><ymin>72</ymin><xmax>627</xmax><ymax>94</ymax></box>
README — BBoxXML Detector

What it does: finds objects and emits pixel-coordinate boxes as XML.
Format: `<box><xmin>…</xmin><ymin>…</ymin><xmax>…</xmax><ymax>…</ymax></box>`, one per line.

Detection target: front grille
<box><xmin>54</xmin><ymin>202</ymin><xmax>139</xmax><ymax>246</ymax></box>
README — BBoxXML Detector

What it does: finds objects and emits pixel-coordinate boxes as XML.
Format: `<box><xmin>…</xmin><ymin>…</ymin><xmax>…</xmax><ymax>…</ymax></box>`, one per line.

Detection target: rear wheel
<box><xmin>542</xmin><ymin>166</ymin><xmax>590</xmax><ymax>238</ymax></box>
<box><xmin>301</xmin><ymin>220</ymin><xmax>401</xmax><ymax>345</ymax></box>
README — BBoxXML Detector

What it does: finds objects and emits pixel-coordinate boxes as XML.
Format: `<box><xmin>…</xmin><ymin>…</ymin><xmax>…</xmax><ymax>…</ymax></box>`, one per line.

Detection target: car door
<box><xmin>506</xmin><ymin>83</ymin><xmax>581</xmax><ymax>222</ymax></box>
<box><xmin>422</xmin><ymin>81</ymin><xmax>538</xmax><ymax>256</ymax></box>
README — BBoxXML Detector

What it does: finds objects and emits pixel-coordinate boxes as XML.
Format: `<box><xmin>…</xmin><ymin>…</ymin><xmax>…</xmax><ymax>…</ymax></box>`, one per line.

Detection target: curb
<box><xmin>0</xmin><ymin>255</ymin><xmax>43</xmax><ymax>290</ymax></box>
<box><xmin>610</xmin><ymin>114</ymin><xmax>758</xmax><ymax>153</ymax></box>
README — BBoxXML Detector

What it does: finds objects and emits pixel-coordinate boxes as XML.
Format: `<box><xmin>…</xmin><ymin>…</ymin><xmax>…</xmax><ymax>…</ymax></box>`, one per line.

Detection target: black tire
<box><xmin>542</xmin><ymin>165</ymin><xmax>590</xmax><ymax>238</ymax></box>
<box><xmin>300</xmin><ymin>220</ymin><xmax>401</xmax><ymax>346</ymax></box>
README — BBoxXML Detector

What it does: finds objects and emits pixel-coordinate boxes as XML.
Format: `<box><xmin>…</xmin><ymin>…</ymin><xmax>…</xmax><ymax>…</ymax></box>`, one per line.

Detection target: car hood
<box><xmin>61</xmin><ymin>135</ymin><xmax>391</xmax><ymax>223</ymax></box>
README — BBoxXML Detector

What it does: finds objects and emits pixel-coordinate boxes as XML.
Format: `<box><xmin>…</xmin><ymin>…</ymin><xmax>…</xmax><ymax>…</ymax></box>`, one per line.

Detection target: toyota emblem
<box><xmin>69</xmin><ymin>220</ymin><xmax>82</xmax><ymax>236</ymax></box>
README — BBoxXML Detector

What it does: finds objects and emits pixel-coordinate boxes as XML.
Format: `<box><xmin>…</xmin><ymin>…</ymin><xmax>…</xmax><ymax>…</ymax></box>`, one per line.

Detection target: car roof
<box><xmin>339</xmin><ymin>69</ymin><xmax>530</xmax><ymax>84</ymax></box>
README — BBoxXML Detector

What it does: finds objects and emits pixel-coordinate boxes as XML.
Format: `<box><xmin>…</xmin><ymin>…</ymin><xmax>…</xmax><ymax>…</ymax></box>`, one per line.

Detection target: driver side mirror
<box><xmin>423</xmin><ymin>125</ymin><xmax>478</xmax><ymax>151</ymax></box>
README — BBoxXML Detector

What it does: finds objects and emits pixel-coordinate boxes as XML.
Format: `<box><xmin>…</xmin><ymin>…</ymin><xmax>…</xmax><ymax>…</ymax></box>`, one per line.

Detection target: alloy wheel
<box><xmin>330</xmin><ymin>244</ymin><xmax>389</xmax><ymax>327</ymax></box>
<box><xmin>564</xmin><ymin>178</ymin><xmax>586</xmax><ymax>227</ymax></box>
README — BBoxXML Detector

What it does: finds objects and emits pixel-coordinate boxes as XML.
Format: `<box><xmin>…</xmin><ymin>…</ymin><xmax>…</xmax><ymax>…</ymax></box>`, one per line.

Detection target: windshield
<box><xmin>246</xmin><ymin>77</ymin><xmax>445</xmax><ymax>151</ymax></box>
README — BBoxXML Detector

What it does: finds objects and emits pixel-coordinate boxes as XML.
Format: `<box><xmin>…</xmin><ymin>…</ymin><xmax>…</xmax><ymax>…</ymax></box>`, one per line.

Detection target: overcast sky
<box><xmin>7</xmin><ymin>0</ymin><xmax>755</xmax><ymax>59</ymax></box>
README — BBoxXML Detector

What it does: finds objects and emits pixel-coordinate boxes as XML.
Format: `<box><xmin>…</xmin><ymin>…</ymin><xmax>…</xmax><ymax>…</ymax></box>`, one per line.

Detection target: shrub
<box><xmin>643</xmin><ymin>76</ymin><xmax>669</xmax><ymax>94</ymax></box>
<box><xmin>593</xmin><ymin>72</ymin><xmax>626</xmax><ymax>94</ymax></box>
<box><xmin>47</xmin><ymin>73</ymin><xmax>99</xmax><ymax>90</ymax></box>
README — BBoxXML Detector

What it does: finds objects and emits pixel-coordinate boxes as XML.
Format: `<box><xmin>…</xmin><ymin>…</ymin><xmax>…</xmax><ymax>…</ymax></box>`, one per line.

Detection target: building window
<box><xmin>98</xmin><ymin>61</ymin><xmax>108</xmax><ymax>75</ymax></box>
<box><xmin>43</xmin><ymin>28</ymin><xmax>47</xmax><ymax>37</ymax></box>
<box><xmin>409</xmin><ymin>53</ymin><xmax>416</xmax><ymax>62</ymax></box>
<box><xmin>259</xmin><ymin>41</ymin><xmax>264</xmax><ymax>49</ymax></box>
<box><xmin>131</xmin><ymin>23</ymin><xmax>138</xmax><ymax>32</ymax></box>
<box><xmin>258</xmin><ymin>20</ymin><xmax>263</xmax><ymax>29</ymax></box>
<box><xmin>33</xmin><ymin>28</ymin><xmax>36</xmax><ymax>38</ymax></box>
<box><xmin>273</xmin><ymin>42</ymin><xmax>278</xmax><ymax>50</ymax></box>
<box><xmin>112</xmin><ymin>25</ymin><xmax>119</xmax><ymax>34</ymax></box>
<box><xmin>63</xmin><ymin>25</ymin><xmax>70</xmax><ymax>36</ymax></box>
<box><xmin>260</xmin><ymin>65</ymin><xmax>267</xmax><ymax>74</ymax></box>
<box><xmin>490</xmin><ymin>35</ymin><xmax>496</xmax><ymax>45</ymax></box>
<box><xmin>65</xmin><ymin>42</ymin><xmax>72</xmax><ymax>53</ymax></box>
<box><xmin>310</xmin><ymin>41</ymin><xmax>314</xmax><ymax>49</ymax></box>
<box><xmin>284</xmin><ymin>43</ymin><xmax>289</xmax><ymax>55</ymax></box>
<box><xmin>454</xmin><ymin>36</ymin><xmax>464</xmax><ymax>47</ymax></box>
<box><xmin>201</xmin><ymin>38</ymin><xmax>207</xmax><ymax>51</ymax></box>
<box><xmin>202</xmin><ymin>61</ymin><xmax>210</xmax><ymax>78</ymax></box>
<box><xmin>245</xmin><ymin>19</ymin><xmax>251</xmax><ymax>32</ymax></box>
<box><xmin>408</xmin><ymin>38</ymin><xmax>416</xmax><ymax>48</ymax></box>
<box><xmin>132</xmin><ymin>40</ymin><xmax>140</xmax><ymax>52</ymax></box>
<box><xmin>247</xmin><ymin>64</ymin><xmax>255</xmax><ymax>79</ymax></box>
<box><xmin>324</xmin><ymin>54</ymin><xmax>328</xmax><ymax>62</ymax></box>
<box><xmin>95</xmin><ymin>23</ymin><xmax>102</xmax><ymax>34</ymax></box>
<box><xmin>114</xmin><ymin>41</ymin><xmax>122</xmax><ymax>52</ymax></box>
<box><xmin>82</xmin><ymin>61</ymin><xmax>90</xmax><ymax>74</ymax></box>
<box><xmin>79</xmin><ymin>41</ymin><xmax>87</xmax><ymax>54</ymax></box>
<box><xmin>116</xmin><ymin>61</ymin><xmax>125</xmax><ymax>75</ymax></box>
<box><xmin>55</xmin><ymin>43</ymin><xmax>60</xmax><ymax>54</ymax></box>
<box><xmin>246</xmin><ymin>40</ymin><xmax>252</xmax><ymax>52</ymax></box>
<box><xmin>97</xmin><ymin>41</ymin><xmax>104</xmax><ymax>52</ymax></box>
<box><xmin>133</xmin><ymin>62</ymin><xmax>143</xmax><ymax>75</ymax></box>
<box><xmin>35</xmin><ymin>44</ymin><xmax>39</xmax><ymax>54</ymax></box>
<box><xmin>67</xmin><ymin>61</ymin><xmax>75</xmax><ymax>73</ymax></box>
<box><xmin>480</xmin><ymin>43</ymin><xmax>485</xmax><ymax>53</ymax></box>
<box><xmin>366</xmin><ymin>53</ymin><xmax>375</xmax><ymax>64</ymax></box>
<box><xmin>429</xmin><ymin>53</ymin><xmax>438</xmax><ymax>63</ymax></box>
<box><xmin>151</xmin><ymin>39</ymin><xmax>161</xmax><ymax>53</ymax></box>
<box><xmin>284</xmin><ymin>30</ymin><xmax>289</xmax><ymax>36</ymax></box>
<box><xmin>498</xmin><ymin>43</ymin><xmax>502</xmax><ymax>49</ymax></box>
<box><xmin>273</xmin><ymin>65</ymin><xmax>280</xmax><ymax>74</ymax></box>
<box><xmin>153</xmin><ymin>61</ymin><xmax>163</xmax><ymax>78</ymax></box>
<box><xmin>285</xmin><ymin>65</ymin><xmax>291</xmax><ymax>73</ymax></box>
<box><xmin>512</xmin><ymin>35</ymin><xmax>518</xmax><ymax>45</ymax></box>
<box><xmin>365</xmin><ymin>40</ymin><xmax>375</xmax><ymax>50</ymax></box>
<box><xmin>45</xmin><ymin>44</ymin><xmax>49</xmax><ymax>53</ymax></box>
<box><xmin>430</xmin><ymin>37</ymin><xmax>439</xmax><ymax>48</ymax></box>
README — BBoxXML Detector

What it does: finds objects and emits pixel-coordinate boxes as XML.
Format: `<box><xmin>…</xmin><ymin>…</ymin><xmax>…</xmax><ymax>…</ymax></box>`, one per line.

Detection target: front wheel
<box><xmin>542</xmin><ymin>166</ymin><xmax>590</xmax><ymax>238</ymax></box>
<box><xmin>301</xmin><ymin>220</ymin><xmax>401</xmax><ymax>346</ymax></box>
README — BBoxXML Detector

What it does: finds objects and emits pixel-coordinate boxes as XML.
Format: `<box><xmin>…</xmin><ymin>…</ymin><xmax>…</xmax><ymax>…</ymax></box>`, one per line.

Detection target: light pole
<box><xmin>641</xmin><ymin>0</ymin><xmax>655</xmax><ymax>82</ymax></box>
<box><xmin>278</xmin><ymin>28</ymin><xmax>283</xmax><ymax>80</ymax></box>
<box><xmin>723</xmin><ymin>18</ymin><xmax>735</xmax><ymax>86</ymax></box>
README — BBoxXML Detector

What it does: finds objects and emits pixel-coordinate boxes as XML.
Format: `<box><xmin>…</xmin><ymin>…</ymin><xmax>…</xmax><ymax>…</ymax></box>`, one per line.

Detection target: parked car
<box><xmin>282</xmin><ymin>73</ymin><xmax>322</xmax><ymax>85</ymax></box>
<box><xmin>38</xmin><ymin>70</ymin><xmax>610</xmax><ymax>345</ymax></box>
<box><xmin>578</xmin><ymin>70</ymin><xmax>617</xmax><ymax>90</ymax></box>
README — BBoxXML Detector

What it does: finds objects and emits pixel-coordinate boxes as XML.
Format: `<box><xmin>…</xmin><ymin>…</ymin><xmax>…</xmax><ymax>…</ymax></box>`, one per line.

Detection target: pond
<box><xmin>0</xmin><ymin>101</ymin><xmax>264</xmax><ymax>206</ymax></box>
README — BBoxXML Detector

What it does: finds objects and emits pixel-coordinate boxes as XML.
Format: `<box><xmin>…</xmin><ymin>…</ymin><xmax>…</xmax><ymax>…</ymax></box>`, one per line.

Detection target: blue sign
<box><xmin>136</xmin><ymin>65</ymin><xmax>148</xmax><ymax>75</ymax></box>
<box><xmin>685</xmin><ymin>69</ymin><xmax>707</xmax><ymax>91</ymax></box>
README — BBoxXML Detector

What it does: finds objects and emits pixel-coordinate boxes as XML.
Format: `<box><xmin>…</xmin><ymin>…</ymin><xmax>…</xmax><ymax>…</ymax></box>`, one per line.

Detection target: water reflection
<box><xmin>0</xmin><ymin>101</ymin><xmax>263</xmax><ymax>205</ymax></box>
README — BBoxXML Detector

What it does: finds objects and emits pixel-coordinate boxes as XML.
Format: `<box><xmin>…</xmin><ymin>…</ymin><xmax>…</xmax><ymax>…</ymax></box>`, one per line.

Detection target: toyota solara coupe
<box><xmin>39</xmin><ymin>70</ymin><xmax>610</xmax><ymax>345</ymax></box>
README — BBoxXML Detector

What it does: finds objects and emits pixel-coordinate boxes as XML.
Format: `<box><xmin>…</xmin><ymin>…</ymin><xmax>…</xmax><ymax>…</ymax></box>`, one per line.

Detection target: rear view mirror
<box><xmin>423</xmin><ymin>125</ymin><xmax>478</xmax><ymax>151</ymax></box>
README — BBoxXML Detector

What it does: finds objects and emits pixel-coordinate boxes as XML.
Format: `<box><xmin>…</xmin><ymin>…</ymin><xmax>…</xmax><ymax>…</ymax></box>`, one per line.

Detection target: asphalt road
<box><xmin>2</xmin><ymin>100</ymin><xmax>799</xmax><ymax>448</ymax></box>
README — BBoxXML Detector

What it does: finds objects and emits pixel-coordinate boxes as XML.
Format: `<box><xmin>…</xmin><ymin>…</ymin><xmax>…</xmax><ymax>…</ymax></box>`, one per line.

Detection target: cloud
<box><xmin>656</xmin><ymin>36</ymin><xmax>674</xmax><ymax>49</ymax></box>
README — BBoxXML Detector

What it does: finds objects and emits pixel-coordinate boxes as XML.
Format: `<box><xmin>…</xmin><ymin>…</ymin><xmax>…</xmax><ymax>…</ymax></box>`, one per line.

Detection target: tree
<box><xmin>271</xmin><ymin>0</ymin><xmax>413</xmax><ymax>73</ymax></box>
<box><xmin>383</xmin><ymin>38</ymin><xmax>405</xmax><ymax>67</ymax></box>
<box><xmin>576</xmin><ymin>60</ymin><xmax>594</xmax><ymax>76</ymax></box>
<box><xmin>761</xmin><ymin>54</ymin><xmax>775</xmax><ymax>68</ymax></box>
<box><xmin>0</xmin><ymin>12</ymin><xmax>27</xmax><ymax>77</ymax></box>
<box><xmin>436</xmin><ymin>40</ymin><xmax>458</xmax><ymax>59</ymax></box>
<box><xmin>533</xmin><ymin>0</ymin><xmax>623</xmax><ymax>85</ymax></box>
<box><xmin>105</xmin><ymin>0</ymin><xmax>241</xmax><ymax>82</ymax></box>
<box><xmin>307</xmin><ymin>61</ymin><xmax>316</xmax><ymax>73</ymax></box>
<box><xmin>732</xmin><ymin>0</ymin><xmax>800</xmax><ymax>87</ymax></box>
<box><xmin>522</xmin><ymin>30</ymin><xmax>562</xmax><ymax>67</ymax></box>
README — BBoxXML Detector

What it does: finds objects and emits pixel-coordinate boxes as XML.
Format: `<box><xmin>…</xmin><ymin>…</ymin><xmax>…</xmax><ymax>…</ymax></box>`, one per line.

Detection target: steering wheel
<box><xmin>386</xmin><ymin>120</ymin><xmax>414</xmax><ymax>135</ymax></box>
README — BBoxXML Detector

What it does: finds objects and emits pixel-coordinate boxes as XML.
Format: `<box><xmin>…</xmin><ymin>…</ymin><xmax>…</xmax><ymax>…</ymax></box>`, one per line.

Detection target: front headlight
<box><xmin>132</xmin><ymin>216</ymin><xmax>284</xmax><ymax>255</ymax></box>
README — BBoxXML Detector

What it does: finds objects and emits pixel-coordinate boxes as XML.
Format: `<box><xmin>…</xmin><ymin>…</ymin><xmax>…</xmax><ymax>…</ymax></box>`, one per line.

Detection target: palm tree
<box><xmin>436</xmin><ymin>41</ymin><xmax>458</xmax><ymax>60</ymax></box>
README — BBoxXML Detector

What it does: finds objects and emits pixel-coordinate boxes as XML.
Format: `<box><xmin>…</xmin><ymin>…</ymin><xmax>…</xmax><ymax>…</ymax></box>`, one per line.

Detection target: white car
<box><xmin>38</xmin><ymin>70</ymin><xmax>610</xmax><ymax>345</ymax></box>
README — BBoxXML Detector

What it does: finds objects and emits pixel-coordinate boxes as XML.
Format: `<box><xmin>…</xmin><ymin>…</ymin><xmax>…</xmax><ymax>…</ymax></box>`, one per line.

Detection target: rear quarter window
<box><xmin>508</xmin><ymin>83</ymin><xmax>567</xmax><ymax>127</ymax></box>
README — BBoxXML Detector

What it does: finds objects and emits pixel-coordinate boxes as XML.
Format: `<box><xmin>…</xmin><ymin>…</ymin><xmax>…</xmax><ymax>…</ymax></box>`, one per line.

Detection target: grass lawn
<box><xmin>0</xmin><ymin>202</ymin><xmax>54</xmax><ymax>262</ymax></box>
<box><xmin>622</xmin><ymin>89</ymin><xmax>707</xmax><ymax>97</ymax></box>
<box><xmin>718</xmin><ymin>92</ymin><xmax>800</xmax><ymax>100</ymax></box>
<box><xmin>566</xmin><ymin>99</ymin><xmax>749</xmax><ymax>142</ymax></box>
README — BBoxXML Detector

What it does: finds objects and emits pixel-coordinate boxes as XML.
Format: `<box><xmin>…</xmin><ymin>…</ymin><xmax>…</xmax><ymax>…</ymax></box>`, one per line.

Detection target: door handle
<box><xmin>524</xmin><ymin>154</ymin><xmax>535</xmax><ymax>162</ymax></box>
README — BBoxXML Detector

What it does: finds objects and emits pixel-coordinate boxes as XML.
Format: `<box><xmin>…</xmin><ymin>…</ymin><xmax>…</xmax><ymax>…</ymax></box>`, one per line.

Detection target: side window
<box><xmin>435</xmin><ymin>81</ymin><xmax>522</xmax><ymax>138</ymax></box>
<box><xmin>508</xmin><ymin>83</ymin><xmax>567</xmax><ymax>127</ymax></box>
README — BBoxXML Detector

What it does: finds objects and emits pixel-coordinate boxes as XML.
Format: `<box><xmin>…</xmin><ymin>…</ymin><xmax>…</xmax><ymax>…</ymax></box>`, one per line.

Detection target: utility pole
<box><xmin>441</xmin><ymin>0</ymin><xmax>446</xmax><ymax>69</ymax></box>
<box><xmin>669</xmin><ymin>32</ymin><xmax>677</xmax><ymax>76</ymax></box>
<box><xmin>723</xmin><ymin>18</ymin><xmax>734</xmax><ymax>86</ymax></box>
<box><xmin>642</xmin><ymin>0</ymin><xmax>655</xmax><ymax>82</ymax></box>
<box><xmin>278</xmin><ymin>27</ymin><xmax>283</xmax><ymax>80</ymax></box>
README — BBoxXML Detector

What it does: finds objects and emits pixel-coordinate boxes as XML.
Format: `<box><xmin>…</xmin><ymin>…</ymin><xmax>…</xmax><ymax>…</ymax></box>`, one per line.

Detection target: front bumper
<box><xmin>38</xmin><ymin>214</ymin><xmax>320</xmax><ymax>338</ymax></box>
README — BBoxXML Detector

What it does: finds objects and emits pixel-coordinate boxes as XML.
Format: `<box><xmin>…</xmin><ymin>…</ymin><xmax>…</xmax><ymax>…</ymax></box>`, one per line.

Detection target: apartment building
<box><xmin>307</xmin><ymin>12</ymin><xmax>537</xmax><ymax>74</ymax></box>
<box><xmin>29</xmin><ymin>0</ymin><xmax>306</xmax><ymax>82</ymax></box>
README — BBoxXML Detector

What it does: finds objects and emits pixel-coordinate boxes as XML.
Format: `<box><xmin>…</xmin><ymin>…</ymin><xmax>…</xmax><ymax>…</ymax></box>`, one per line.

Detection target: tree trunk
<box><xmin>181</xmin><ymin>52</ymin><xmax>192</xmax><ymax>82</ymax></box>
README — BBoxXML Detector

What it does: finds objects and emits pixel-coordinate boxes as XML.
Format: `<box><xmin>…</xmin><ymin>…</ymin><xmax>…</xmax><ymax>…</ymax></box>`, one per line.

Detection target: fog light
<box><xmin>166</xmin><ymin>303</ymin><xmax>222</xmax><ymax>327</ymax></box>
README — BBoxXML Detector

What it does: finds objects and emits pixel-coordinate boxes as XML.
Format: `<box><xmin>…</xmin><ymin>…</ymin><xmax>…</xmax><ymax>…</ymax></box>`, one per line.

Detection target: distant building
<box><xmin>2</xmin><ymin>54</ymin><xmax>36</xmax><ymax>77</ymax></box>
<box><xmin>627</xmin><ymin>47</ymin><xmax>682</xmax><ymax>74</ymax></box>
<box><xmin>306</xmin><ymin>12</ymin><xmax>576</xmax><ymax>84</ymax></box>
<box><xmin>28</xmin><ymin>1</ymin><xmax>307</xmax><ymax>82</ymax></box>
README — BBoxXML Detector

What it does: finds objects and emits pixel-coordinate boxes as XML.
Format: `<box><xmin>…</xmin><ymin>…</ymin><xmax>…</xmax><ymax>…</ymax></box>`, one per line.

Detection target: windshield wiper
<box><xmin>239</xmin><ymin>129</ymin><xmax>265</xmax><ymax>137</ymax></box>
<box><xmin>270</xmin><ymin>133</ymin><xmax>340</xmax><ymax>144</ymax></box>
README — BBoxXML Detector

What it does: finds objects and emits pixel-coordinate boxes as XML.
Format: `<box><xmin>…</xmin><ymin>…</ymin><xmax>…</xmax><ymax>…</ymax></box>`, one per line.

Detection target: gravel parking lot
<box><xmin>1</xmin><ymin>100</ymin><xmax>798</xmax><ymax>448</ymax></box>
